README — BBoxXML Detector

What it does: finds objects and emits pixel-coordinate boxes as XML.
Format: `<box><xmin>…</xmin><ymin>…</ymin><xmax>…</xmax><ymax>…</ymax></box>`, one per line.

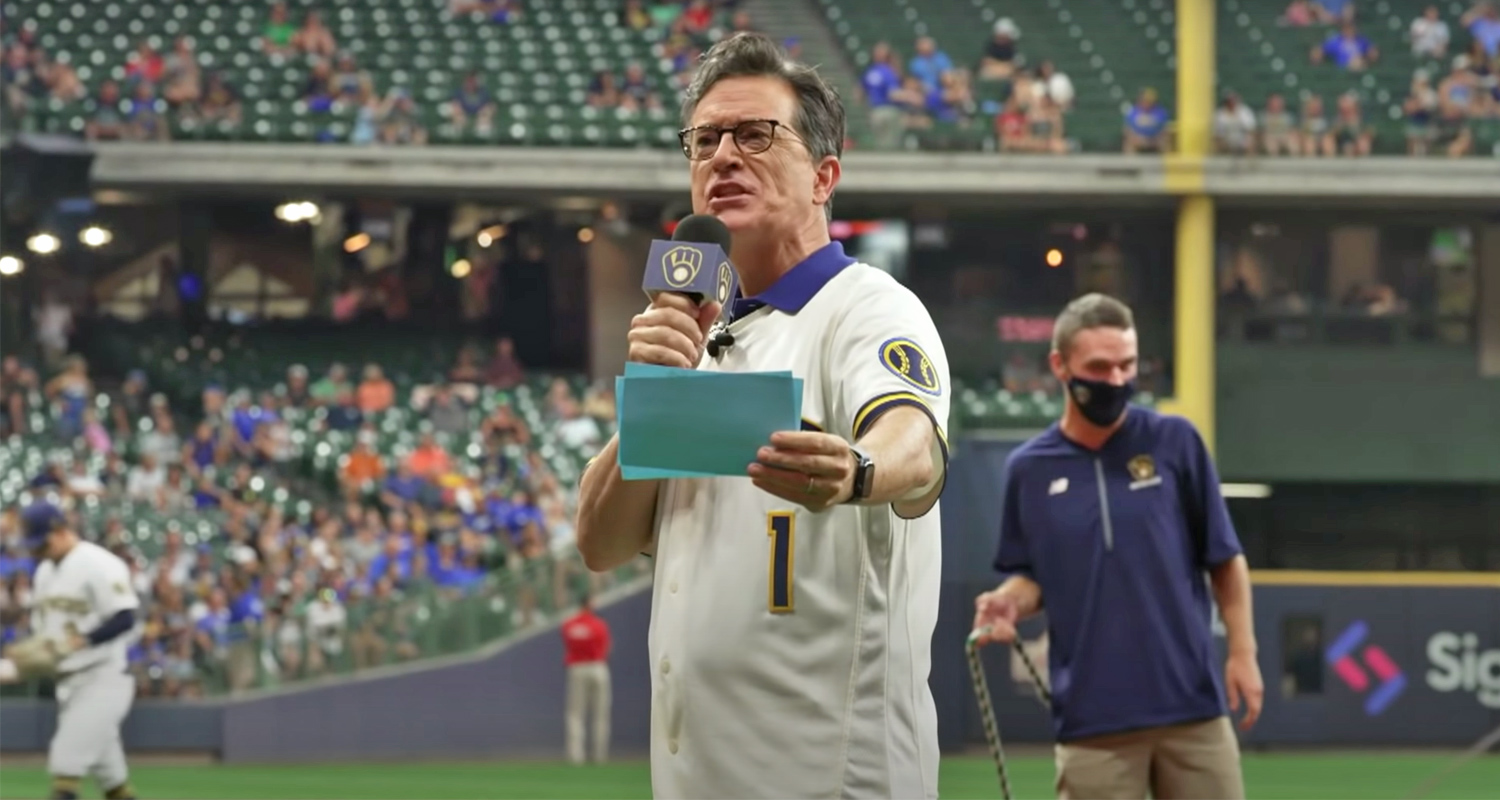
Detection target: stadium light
<box><xmin>1045</xmin><ymin>248</ymin><xmax>1064</xmax><ymax>268</ymax></box>
<box><xmin>450</xmin><ymin>258</ymin><xmax>472</xmax><ymax>278</ymax></box>
<box><xmin>343</xmin><ymin>232</ymin><xmax>371</xmax><ymax>253</ymax></box>
<box><xmin>476</xmin><ymin>224</ymin><xmax>506</xmax><ymax>247</ymax></box>
<box><xmin>0</xmin><ymin>255</ymin><xmax>22</xmax><ymax>276</ymax></box>
<box><xmin>79</xmin><ymin>226</ymin><xmax>113</xmax><ymax>247</ymax></box>
<box><xmin>276</xmin><ymin>201</ymin><xmax>321</xmax><ymax>223</ymax></box>
<box><xmin>577</xmin><ymin>227</ymin><xmax>595</xmax><ymax>243</ymax></box>
<box><xmin>27</xmin><ymin>233</ymin><xmax>60</xmax><ymax>255</ymax></box>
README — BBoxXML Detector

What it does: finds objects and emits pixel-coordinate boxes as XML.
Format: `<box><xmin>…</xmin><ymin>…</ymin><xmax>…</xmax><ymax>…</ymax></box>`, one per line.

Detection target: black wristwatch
<box><xmin>847</xmin><ymin>445</ymin><xmax>875</xmax><ymax>502</ymax></box>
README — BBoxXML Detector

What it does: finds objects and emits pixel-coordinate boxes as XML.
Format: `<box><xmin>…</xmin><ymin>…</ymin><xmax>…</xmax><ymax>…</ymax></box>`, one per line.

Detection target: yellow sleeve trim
<box><xmin>852</xmin><ymin>392</ymin><xmax>950</xmax><ymax>463</ymax></box>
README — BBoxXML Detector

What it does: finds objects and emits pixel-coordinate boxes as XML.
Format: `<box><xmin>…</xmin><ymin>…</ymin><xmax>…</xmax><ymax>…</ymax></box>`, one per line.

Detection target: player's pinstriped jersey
<box><xmin>645</xmin><ymin>244</ymin><xmax>950</xmax><ymax>799</ymax></box>
<box><xmin>31</xmin><ymin>541</ymin><xmax>140</xmax><ymax>674</ymax></box>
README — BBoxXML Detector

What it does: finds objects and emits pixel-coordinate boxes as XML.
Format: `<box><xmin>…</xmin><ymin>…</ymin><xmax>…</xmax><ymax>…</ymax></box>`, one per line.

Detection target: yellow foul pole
<box><xmin>1166</xmin><ymin>0</ymin><xmax>1217</xmax><ymax>451</ymax></box>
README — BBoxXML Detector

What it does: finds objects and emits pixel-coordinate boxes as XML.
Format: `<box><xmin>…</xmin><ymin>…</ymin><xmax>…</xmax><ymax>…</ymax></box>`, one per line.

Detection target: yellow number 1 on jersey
<box><xmin>767</xmin><ymin>512</ymin><xmax>795</xmax><ymax>613</ymax></box>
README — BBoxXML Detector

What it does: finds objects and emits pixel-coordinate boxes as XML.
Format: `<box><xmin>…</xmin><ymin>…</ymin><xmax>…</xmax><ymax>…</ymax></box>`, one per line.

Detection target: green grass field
<box><xmin>0</xmin><ymin>754</ymin><xmax>1496</xmax><ymax>799</ymax></box>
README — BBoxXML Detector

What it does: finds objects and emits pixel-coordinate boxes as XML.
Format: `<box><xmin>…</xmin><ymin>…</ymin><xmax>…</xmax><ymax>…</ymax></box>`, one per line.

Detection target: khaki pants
<box><xmin>565</xmin><ymin>661</ymin><xmax>611</xmax><ymax>765</ymax></box>
<box><xmin>1055</xmin><ymin>716</ymin><xmax>1244</xmax><ymax>800</ymax></box>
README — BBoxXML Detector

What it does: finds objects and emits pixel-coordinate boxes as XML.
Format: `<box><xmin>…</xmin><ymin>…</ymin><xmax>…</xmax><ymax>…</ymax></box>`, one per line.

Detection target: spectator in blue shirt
<box><xmin>861</xmin><ymin>42</ymin><xmax>901</xmax><ymax>108</ymax></box>
<box><xmin>1123</xmin><ymin>88</ymin><xmax>1170</xmax><ymax>153</ymax></box>
<box><xmin>430</xmin><ymin>537</ymin><xmax>485</xmax><ymax>590</ymax></box>
<box><xmin>973</xmin><ymin>294</ymin><xmax>1261</xmax><ymax>800</ymax></box>
<box><xmin>381</xmin><ymin>462</ymin><xmax>426</xmax><ymax>508</ymax></box>
<box><xmin>231</xmin><ymin>393</ymin><xmax>276</xmax><ymax>445</ymax></box>
<box><xmin>906</xmin><ymin>36</ymin><xmax>952</xmax><ymax>92</ymax></box>
<box><xmin>194</xmin><ymin>588</ymin><xmax>233</xmax><ymax>657</ymax></box>
<box><xmin>1312</xmin><ymin>21</ymin><xmax>1379</xmax><ymax>70</ymax></box>
<box><xmin>1314</xmin><ymin>0</ymin><xmax>1354</xmax><ymax>23</ymax></box>
<box><xmin>367</xmin><ymin>534</ymin><xmax>414</xmax><ymax>585</ymax></box>
<box><xmin>1463</xmin><ymin>1</ymin><xmax>1500</xmax><ymax>57</ymax></box>
<box><xmin>448</xmin><ymin>71</ymin><xmax>495</xmax><ymax>135</ymax></box>
<box><xmin>490</xmin><ymin>489</ymin><xmax>544</xmax><ymax>544</ymax></box>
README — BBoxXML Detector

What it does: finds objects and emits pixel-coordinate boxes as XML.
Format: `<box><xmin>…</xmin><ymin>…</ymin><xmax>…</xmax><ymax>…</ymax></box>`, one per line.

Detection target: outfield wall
<box><xmin>5</xmin><ymin>576</ymin><xmax>1495</xmax><ymax>761</ymax></box>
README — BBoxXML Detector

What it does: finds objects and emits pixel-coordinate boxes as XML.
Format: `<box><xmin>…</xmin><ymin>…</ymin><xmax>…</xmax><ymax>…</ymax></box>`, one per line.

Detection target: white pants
<box><xmin>565</xmin><ymin>661</ymin><xmax>611</xmax><ymax>764</ymax></box>
<box><xmin>50</xmin><ymin>667</ymin><xmax>134</xmax><ymax>791</ymax></box>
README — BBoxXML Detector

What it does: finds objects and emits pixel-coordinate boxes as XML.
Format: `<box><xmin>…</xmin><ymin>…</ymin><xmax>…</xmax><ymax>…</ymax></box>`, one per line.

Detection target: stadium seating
<box><xmin>0</xmin><ymin>320</ymin><xmax>638</xmax><ymax>696</ymax></box>
<box><xmin>820</xmin><ymin>0</ymin><xmax>1175</xmax><ymax>152</ymax></box>
<box><xmin>11</xmin><ymin>0</ymin><xmax>1497</xmax><ymax>154</ymax></box>
<box><xmin>1218</xmin><ymin>0</ymin><xmax>1500</xmax><ymax>154</ymax></box>
<box><xmin>4</xmin><ymin>0</ymin><xmax>703</xmax><ymax>147</ymax></box>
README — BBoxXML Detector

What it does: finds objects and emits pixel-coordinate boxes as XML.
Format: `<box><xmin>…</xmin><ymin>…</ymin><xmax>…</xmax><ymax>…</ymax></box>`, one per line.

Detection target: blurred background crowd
<box><xmin>1</xmin><ymin>332</ymin><xmax>632</xmax><ymax>696</ymax></box>
<box><xmin>4</xmin><ymin>0</ymin><xmax>1498</xmax><ymax>154</ymax></box>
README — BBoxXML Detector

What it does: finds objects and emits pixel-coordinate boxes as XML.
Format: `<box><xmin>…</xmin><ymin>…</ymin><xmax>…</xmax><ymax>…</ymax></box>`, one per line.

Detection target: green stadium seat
<box><xmin>6</xmin><ymin>0</ymin><xmax>752</xmax><ymax>146</ymax></box>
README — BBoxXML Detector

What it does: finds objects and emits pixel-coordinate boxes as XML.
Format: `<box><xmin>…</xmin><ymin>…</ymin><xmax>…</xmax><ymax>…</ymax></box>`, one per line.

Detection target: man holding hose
<box><xmin>972</xmin><ymin>294</ymin><xmax>1263</xmax><ymax>800</ymax></box>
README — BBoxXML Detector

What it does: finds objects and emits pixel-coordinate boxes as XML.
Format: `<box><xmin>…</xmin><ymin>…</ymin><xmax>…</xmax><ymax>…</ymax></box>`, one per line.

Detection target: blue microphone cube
<box><xmin>643</xmin><ymin>239</ymin><xmax>738</xmax><ymax>306</ymax></box>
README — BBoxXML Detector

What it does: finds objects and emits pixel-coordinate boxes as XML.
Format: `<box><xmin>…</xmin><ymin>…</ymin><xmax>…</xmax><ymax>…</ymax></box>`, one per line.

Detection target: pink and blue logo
<box><xmin>1326</xmin><ymin>620</ymin><xmax>1406</xmax><ymax>716</ymax></box>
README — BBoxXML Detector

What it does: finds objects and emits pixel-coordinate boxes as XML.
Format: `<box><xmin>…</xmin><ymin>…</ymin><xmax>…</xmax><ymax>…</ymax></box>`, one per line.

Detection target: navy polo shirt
<box><xmin>993</xmin><ymin>407</ymin><xmax>1243</xmax><ymax>742</ymax></box>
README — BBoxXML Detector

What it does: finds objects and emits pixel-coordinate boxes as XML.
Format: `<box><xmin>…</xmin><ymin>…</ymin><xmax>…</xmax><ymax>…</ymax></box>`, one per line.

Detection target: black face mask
<box><xmin>1066</xmin><ymin>375</ymin><xmax>1137</xmax><ymax>427</ymax></box>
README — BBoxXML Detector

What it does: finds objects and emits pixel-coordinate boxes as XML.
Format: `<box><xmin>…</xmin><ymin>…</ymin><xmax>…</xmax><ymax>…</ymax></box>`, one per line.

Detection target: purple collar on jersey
<box><xmin>730</xmin><ymin>241</ymin><xmax>857</xmax><ymax>322</ymax></box>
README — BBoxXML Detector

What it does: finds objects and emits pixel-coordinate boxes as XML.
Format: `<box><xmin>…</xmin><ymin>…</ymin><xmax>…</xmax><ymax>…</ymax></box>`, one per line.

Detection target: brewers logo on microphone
<box><xmin>661</xmin><ymin>245</ymin><xmax>704</xmax><ymax>289</ymax></box>
<box><xmin>642</xmin><ymin>215</ymin><xmax>738</xmax><ymax>306</ymax></box>
<box><xmin>716</xmin><ymin>262</ymin><xmax>733</xmax><ymax>304</ymax></box>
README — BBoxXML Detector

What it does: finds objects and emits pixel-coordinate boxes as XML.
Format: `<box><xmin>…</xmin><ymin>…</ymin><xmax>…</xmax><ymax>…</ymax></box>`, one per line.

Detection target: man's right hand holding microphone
<box><xmin>627</xmin><ymin>293</ymin><xmax>723</xmax><ymax>370</ymax></box>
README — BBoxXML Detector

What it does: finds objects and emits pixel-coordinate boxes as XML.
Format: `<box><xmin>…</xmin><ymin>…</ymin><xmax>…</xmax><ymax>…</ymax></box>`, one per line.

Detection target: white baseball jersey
<box><xmin>644</xmin><ymin>243</ymin><xmax>950</xmax><ymax>799</ymax></box>
<box><xmin>32</xmin><ymin>541</ymin><xmax>140</xmax><ymax>674</ymax></box>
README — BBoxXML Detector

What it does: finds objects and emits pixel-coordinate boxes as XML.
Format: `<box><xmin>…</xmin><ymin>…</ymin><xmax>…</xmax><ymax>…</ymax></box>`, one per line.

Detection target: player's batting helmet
<box><xmin>21</xmin><ymin>501</ymin><xmax>67</xmax><ymax>551</ymax></box>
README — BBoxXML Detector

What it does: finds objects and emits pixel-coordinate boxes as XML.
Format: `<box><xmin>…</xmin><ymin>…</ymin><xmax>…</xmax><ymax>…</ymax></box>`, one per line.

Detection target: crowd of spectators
<box><xmin>860</xmin><ymin>19</ymin><xmax>1078</xmax><ymax>153</ymax></box>
<box><xmin>1210</xmin><ymin>0</ymin><xmax>1500</xmax><ymax>157</ymax></box>
<box><xmin>10</xmin><ymin>0</ymin><xmax>1496</xmax><ymax>155</ymax></box>
<box><xmin>0</xmin><ymin>336</ymin><xmax>620</xmax><ymax>697</ymax></box>
<box><xmin>586</xmin><ymin>0</ymin><xmax>757</xmax><ymax>117</ymax></box>
<box><xmin>1</xmin><ymin>0</ymin><xmax>745</xmax><ymax>145</ymax></box>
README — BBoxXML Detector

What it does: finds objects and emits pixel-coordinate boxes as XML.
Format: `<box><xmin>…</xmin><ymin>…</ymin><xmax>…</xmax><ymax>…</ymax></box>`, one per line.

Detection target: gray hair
<box><xmin>1052</xmin><ymin>293</ymin><xmax>1135</xmax><ymax>357</ymax></box>
<box><xmin>680</xmin><ymin>33</ymin><xmax>845</xmax><ymax>222</ymax></box>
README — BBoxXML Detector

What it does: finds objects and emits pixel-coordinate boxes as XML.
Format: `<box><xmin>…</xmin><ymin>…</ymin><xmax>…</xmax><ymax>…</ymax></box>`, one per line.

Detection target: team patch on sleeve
<box><xmin>879</xmin><ymin>337</ymin><xmax>942</xmax><ymax>396</ymax></box>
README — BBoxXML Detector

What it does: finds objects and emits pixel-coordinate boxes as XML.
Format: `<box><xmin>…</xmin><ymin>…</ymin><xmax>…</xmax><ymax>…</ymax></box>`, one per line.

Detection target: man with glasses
<box><xmin>575</xmin><ymin>32</ymin><xmax>949</xmax><ymax>799</ymax></box>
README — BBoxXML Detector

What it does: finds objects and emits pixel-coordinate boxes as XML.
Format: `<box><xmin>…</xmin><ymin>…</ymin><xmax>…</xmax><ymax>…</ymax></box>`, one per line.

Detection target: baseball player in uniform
<box><xmin>576</xmin><ymin>34</ymin><xmax>949</xmax><ymax>798</ymax></box>
<box><xmin>0</xmin><ymin>502</ymin><xmax>140</xmax><ymax>800</ymax></box>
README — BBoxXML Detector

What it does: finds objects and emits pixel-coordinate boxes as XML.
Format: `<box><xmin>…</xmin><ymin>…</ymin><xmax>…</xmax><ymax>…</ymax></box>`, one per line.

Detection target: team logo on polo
<box><xmin>716</xmin><ymin>262</ymin><xmax>733</xmax><ymax>303</ymax></box>
<box><xmin>879</xmin><ymin>337</ymin><xmax>941</xmax><ymax>395</ymax></box>
<box><xmin>1127</xmin><ymin>454</ymin><xmax>1162</xmax><ymax>489</ymax></box>
<box><xmin>661</xmin><ymin>245</ymin><xmax>703</xmax><ymax>288</ymax></box>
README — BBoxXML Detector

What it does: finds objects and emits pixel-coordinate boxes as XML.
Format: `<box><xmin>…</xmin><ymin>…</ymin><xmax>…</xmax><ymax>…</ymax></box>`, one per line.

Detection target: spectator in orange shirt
<box><xmin>356</xmin><ymin>364</ymin><xmax>395</xmax><ymax>415</ymax></box>
<box><xmin>404</xmin><ymin>433</ymin><xmax>453</xmax><ymax>480</ymax></box>
<box><xmin>341</xmin><ymin>440</ymin><xmax>385</xmax><ymax>497</ymax></box>
<box><xmin>562</xmin><ymin>595</ymin><xmax>612</xmax><ymax>765</ymax></box>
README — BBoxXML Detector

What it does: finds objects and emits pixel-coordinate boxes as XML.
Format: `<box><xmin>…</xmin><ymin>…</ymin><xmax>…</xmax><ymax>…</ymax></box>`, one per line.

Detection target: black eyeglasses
<box><xmin>677</xmin><ymin>119</ymin><xmax>801</xmax><ymax>161</ymax></box>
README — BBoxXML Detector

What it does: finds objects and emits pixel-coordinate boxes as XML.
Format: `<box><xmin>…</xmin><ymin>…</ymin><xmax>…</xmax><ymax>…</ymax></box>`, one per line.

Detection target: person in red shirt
<box><xmin>562</xmin><ymin>595</ymin><xmax>612</xmax><ymax>765</ymax></box>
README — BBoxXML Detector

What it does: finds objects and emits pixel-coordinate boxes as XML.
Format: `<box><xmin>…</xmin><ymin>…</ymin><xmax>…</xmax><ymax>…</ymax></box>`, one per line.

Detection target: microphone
<box><xmin>642</xmin><ymin>214</ymin><xmax>739</xmax><ymax>310</ymax></box>
<box><xmin>706</xmin><ymin>327</ymin><xmax>735</xmax><ymax>359</ymax></box>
